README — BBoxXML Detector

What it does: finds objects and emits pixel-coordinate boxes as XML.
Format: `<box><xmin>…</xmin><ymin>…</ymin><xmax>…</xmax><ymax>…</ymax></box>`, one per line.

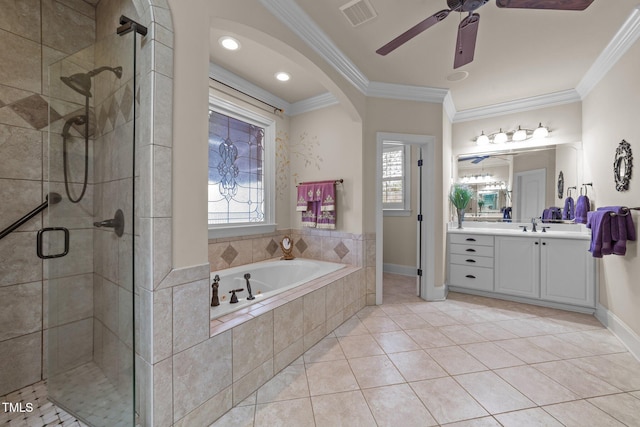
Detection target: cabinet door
<box><xmin>540</xmin><ymin>238</ymin><xmax>595</xmax><ymax>307</ymax></box>
<box><xmin>495</xmin><ymin>236</ymin><xmax>540</xmax><ymax>298</ymax></box>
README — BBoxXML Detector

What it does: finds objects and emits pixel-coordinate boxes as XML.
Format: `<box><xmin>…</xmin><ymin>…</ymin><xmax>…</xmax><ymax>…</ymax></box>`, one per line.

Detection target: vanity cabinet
<box><xmin>539</xmin><ymin>238</ymin><xmax>595</xmax><ymax>307</ymax></box>
<box><xmin>448</xmin><ymin>233</ymin><xmax>494</xmax><ymax>292</ymax></box>
<box><xmin>448</xmin><ymin>230</ymin><xmax>596</xmax><ymax>311</ymax></box>
<box><xmin>494</xmin><ymin>236</ymin><xmax>540</xmax><ymax>298</ymax></box>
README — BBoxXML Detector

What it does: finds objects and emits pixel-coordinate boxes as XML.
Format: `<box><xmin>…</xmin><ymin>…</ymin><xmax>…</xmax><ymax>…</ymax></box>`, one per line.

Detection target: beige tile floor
<box><xmin>211</xmin><ymin>273</ymin><xmax>640</xmax><ymax>427</ymax></box>
<box><xmin>3</xmin><ymin>273</ymin><xmax>639</xmax><ymax>426</ymax></box>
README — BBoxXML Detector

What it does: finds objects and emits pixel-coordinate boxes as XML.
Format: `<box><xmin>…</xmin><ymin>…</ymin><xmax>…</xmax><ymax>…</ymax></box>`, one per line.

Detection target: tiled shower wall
<box><xmin>0</xmin><ymin>0</ymin><xmax>97</xmax><ymax>396</ymax></box>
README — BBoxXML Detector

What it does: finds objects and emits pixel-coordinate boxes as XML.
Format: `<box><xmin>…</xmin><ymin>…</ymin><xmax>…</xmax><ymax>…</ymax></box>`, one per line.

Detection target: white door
<box><xmin>513</xmin><ymin>168</ymin><xmax>546</xmax><ymax>221</ymax></box>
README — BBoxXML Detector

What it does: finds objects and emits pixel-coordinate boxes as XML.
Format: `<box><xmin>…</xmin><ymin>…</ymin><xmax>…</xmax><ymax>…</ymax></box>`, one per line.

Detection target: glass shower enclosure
<box><xmin>44</xmin><ymin>28</ymin><xmax>136</xmax><ymax>427</ymax></box>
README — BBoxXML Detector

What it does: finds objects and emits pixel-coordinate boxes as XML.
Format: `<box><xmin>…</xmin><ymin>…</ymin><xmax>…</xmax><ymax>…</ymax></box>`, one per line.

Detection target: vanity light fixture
<box><xmin>474</xmin><ymin>123</ymin><xmax>550</xmax><ymax>145</ymax></box>
<box><xmin>494</xmin><ymin>129</ymin><xmax>508</xmax><ymax>145</ymax></box>
<box><xmin>533</xmin><ymin>122</ymin><xmax>549</xmax><ymax>138</ymax></box>
<box><xmin>275</xmin><ymin>71</ymin><xmax>291</xmax><ymax>82</ymax></box>
<box><xmin>512</xmin><ymin>126</ymin><xmax>527</xmax><ymax>141</ymax></box>
<box><xmin>476</xmin><ymin>131</ymin><xmax>489</xmax><ymax>146</ymax></box>
<box><xmin>219</xmin><ymin>36</ymin><xmax>240</xmax><ymax>51</ymax></box>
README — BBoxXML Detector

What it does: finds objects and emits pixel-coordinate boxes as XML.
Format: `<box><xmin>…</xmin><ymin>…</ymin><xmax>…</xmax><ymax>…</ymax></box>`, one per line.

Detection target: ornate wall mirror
<box><xmin>280</xmin><ymin>235</ymin><xmax>294</xmax><ymax>260</ymax></box>
<box><xmin>614</xmin><ymin>140</ymin><xmax>633</xmax><ymax>191</ymax></box>
<box><xmin>557</xmin><ymin>170</ymin><xmax>564</xmax><ymax>199</ymax></box>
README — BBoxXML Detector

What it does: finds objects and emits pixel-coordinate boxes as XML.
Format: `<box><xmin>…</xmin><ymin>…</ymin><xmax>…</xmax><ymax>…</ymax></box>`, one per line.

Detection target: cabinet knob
<box><xmin>465</xmin><ymin>259</ymin><xmax>476</xmax><ymax>263</ymax></box>
<box><xmin>465</xmin><ymin>248</ymin><xmax>476</xmax><ymax>252</ymax></box>
<box><xmin>542</xmin><ymin>242</ymin><xmax>546</xmax><ymax>245</ymax></box>
<box><xmin>535</xmin><ymin>242</ymin><xmax>539</xmax><ymax>245</ymax></box>
<box><xmin>465</xmin><ymin>275</ymin><xmax>476</xmax><ymax>279</ymax></box>
<box><xmin>465</xmin><ymin>238</ymin><xmax>476</xmax><ymax>242</ymax></box>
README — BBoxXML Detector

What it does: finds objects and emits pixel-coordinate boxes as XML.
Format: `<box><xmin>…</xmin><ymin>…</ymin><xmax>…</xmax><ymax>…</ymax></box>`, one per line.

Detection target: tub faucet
<box><xmin>211</xmin><ymin>274</ymin><xmax>220</xmax><ymax>307</ymax></box>
<box><xmin>244</xmin><ymin>273</ymin><xmax>255</xmax><ymax>300</ymax></box>
<box><xmin>229</xmin><ymin>288</ymin><xmax>243</xmax><ymax>304</ymax></box>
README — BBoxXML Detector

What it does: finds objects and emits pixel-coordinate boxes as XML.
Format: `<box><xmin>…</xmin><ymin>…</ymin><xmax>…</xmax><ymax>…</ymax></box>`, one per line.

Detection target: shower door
<box><xmin>45</xmin><ymin>29</ymin><xmax>135</xmax><ymax>427</ymax></box>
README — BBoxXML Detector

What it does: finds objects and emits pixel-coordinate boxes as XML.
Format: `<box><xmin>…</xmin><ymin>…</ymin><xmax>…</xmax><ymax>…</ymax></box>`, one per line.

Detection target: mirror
<box><xmin>614</xmin><ymin>139</ymin><xmax>632</xmax><ymax>192</ymax></box>
<box><xmin>456</xmin><ymin>143</ymin><xmax>582</xmax><ymax>223</ymax></box>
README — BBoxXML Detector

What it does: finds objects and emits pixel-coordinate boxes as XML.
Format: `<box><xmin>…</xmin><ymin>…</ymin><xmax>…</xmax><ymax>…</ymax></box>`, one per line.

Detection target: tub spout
<box><xmin>229</xmin><ymin>288</ymin><xmax>243</xmax><ymax>304</ymax></box>
<box><xmin>244</xmin><ymin>273</ymin><xmax>255</xmax><ymax>300</ymax></box>
<box><xmin>211</xmin><ymin>274</ymin><xmax>220</xmax><ymax>307</ymax></box>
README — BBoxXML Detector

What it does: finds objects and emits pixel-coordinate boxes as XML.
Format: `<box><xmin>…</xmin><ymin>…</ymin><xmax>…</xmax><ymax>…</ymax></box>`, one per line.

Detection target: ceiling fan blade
<box><xmin>496</xmin><ymin>0</ymin><xmax>594</xmax><ymax>11</ymax></box>
<box><xmin>453</xmin><ymin>13</ymin><xmax>480</xmax><ymax>69</ymax></box>
<box><xmin>376</xmin><ymin>9</ymin><xmax>450</xmax><ymax>56</ymax></box>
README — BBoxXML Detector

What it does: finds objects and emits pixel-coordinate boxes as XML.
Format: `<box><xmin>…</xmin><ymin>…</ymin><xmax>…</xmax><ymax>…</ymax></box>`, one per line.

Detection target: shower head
<box><xmin>60</xmin><ymin>66</ymin><xmax>123</xmax><ymax>97</ymax></box>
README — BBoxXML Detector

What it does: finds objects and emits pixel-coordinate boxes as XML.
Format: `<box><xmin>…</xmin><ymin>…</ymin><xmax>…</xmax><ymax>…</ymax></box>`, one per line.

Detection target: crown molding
<box><xmin>452</xmin><ymin>89</ymin><xmax>581</xmax><ymax>123</ymax></box>
<box><xmin>289</xmin><ymin>92</ymin><xmax>339</xmax><ymax>116</ymax></box>
<box><xmin>209</xmin><ymin>62</ymin><xmax>290</xmax><ymax>112</ymax></box>
<box><xmin>209</xmin><ymin>62</ymin><xmax>340</xmax><ymax>117</ymax></box>
<box><xmin>258</xmin><ymin>0</ymin><xmax>370</xmax><ymax>94</ymax></box>
<box><xmin>367</xmin><ymin>81</ymin><xmax>448</xmax><ymax>104</ymax></box>
<box><xmin>576</xmin><ymin>5</ymin><xmax>640</xmax><ymax>99</ymax></box>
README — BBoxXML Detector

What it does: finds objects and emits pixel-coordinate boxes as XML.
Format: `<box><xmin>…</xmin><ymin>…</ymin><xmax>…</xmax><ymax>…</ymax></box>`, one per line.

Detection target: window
<box><xmin>208</xmin><ymin>95</ymin><xmax>275</xmax><ymax>238</ymax></box>
<box><xmin>382</xmin><ymin>143</ymin><xmax>411</xmax><ymax>215</ymax></box>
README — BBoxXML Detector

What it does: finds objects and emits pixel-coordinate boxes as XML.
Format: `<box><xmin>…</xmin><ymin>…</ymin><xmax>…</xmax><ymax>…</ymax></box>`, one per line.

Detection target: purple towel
<box><xmin>563</xmin><ymin>196</ymin><xmax>575</xmax><ymax>220</ymax></box>
<box><xmin>597</xmin><ymin>206</ymin><xmax>637</xmax><ymax>255</ymax></box>
<box><xmin>575</xmin><ymin>195</ymin><xmax>590</xmax><ymax>224</ymax></box>
<box><xmin>587</xmin><ymin>210</ymin><xmax>613</xmax><ymax>258</ymax></box>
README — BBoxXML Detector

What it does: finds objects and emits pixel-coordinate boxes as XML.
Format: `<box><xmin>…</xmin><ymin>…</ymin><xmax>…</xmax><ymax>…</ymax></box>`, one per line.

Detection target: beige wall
<box><xmin>364</xmin><ymin>98</ymin><xmax>447</xmax><ymax>286</ymax></box>
<box><xmin>582</xmin><ymin>38</ymin><xmax>640</xmax><ymax>336</ymax></box>
<box><xmin>289</xmin><ymin>104</ymin><xmax>363</xmax><ymax>233</ymax></box>
<box><xmin>170</xmin><ymin>0</ymin><xmax>366</xmax><ymax>268</ymax></box>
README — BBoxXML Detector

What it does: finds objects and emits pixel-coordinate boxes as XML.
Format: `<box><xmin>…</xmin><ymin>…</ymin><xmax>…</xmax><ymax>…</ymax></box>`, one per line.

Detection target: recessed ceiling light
<box><xmin>219</xmin><ymin>36</ymin><xmax>240</xmax><ymax>51</ymax></box>
<box><xmin>275</xmin><ymin>72</ymin><xmax>291</xmax><ymax>82</ymax></box>
<box><xmin>446</xmin><ymin>71</ymin><xmax>469</xmax><ymax>82</ymax></box>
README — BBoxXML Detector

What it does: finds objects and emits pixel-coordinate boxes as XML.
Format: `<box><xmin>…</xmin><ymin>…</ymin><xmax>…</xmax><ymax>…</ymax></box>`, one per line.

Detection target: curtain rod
<box><xmin>209</xmin><ymin>78</ymin><xmax>284</xmax><ymax>114</ymax></box>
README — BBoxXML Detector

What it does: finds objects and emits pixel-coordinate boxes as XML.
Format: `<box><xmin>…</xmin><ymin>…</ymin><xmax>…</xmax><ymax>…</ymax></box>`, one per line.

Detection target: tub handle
<box><xmin>229</xmin><ymin>288</ymin><xmax>243</xmax><ymax>304</ymax></box>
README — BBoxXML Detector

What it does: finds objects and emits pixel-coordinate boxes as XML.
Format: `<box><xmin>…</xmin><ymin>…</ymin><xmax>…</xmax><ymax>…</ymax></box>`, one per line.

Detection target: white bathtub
<box><xmin>210</xmin><ymin>258</ymin><xmax>346</xmax><ymax>319</ymax></box>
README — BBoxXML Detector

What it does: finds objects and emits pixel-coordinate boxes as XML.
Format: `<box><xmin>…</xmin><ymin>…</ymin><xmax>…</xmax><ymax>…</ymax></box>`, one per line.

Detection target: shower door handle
<box><xmin>37</xmin><ymin>227</ymin><xmax>70</xmax><ymax>259</ymax></box>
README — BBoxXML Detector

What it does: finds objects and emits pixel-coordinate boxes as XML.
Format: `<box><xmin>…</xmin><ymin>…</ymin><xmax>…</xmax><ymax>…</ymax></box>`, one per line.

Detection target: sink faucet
<box><xmin>244</xmin><ymin>273</ymin><xmax>255</xmax><ymax>300</ymax></box>
<box><xmin>531</xmin><ymin>217</ymin><xmax>538</xmax><ymax>232</ymax></box>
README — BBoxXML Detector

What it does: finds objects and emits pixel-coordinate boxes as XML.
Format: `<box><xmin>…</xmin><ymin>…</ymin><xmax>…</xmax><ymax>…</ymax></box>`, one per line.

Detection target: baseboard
<box><xmin>382</xmin><ymin>263</ymin><xmax>416</xmax><ymax>276</ymax></box>
<box><xmin>595</xmin><ymin>303</ymin><xmax>640</xmax><ymax>361</ymax></box>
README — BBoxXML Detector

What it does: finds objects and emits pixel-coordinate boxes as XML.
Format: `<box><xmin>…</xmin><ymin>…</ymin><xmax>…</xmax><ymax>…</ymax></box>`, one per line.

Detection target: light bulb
<box><xmin>219</xmin><ymin>36</ymin><xmax>240</xmax><ymax>51</ymax></box>
<box><xmin>513</xmin><ymin>126</ymin><xmax>527</xmax><ymax>141</ymax></box>
<box><xmin>476</xmin><ymin>131</ymin><xmax>489</xmax><ymax>146</ymax></box>
<box><xmin>533</xmin><ymin>122</ymin><xmax>549</xmax><ymax>138</ymax></box>
<box><xmin>494</xmin><ymin>128</ymin><xmax>508</xmax><ymax>144</ymax></box>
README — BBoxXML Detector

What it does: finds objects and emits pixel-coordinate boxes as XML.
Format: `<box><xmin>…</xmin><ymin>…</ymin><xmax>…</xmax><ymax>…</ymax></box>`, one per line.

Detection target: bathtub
<box><xmin>210</xmin><ymin>258</ymin><xmax>346</xmax><ymax>319</ymax></box>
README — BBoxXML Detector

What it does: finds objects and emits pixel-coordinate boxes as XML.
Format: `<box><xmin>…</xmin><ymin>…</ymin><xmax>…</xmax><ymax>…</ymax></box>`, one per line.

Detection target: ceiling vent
<box><xmin>340</xmin><ymin>0</ymin><xmax>377</xmax><ymax>27</ymax></box>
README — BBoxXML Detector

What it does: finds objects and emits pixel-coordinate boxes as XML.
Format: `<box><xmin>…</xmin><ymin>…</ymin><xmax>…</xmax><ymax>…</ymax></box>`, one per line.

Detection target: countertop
<box><xmin>448</xmin><ymin>222</ymin><xmax>591</xmax><ymax>241</ymax></box>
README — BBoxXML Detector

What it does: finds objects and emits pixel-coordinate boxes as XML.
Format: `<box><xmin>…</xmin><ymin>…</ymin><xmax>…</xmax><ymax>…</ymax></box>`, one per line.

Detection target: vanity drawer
<box><xmin>450</xmin><ymin>253</ymin><xmax>494</xmax><ymax>268</ymax></box>
<box><xmin>450</xmin><ymin>234</ymin><xmax>494</xmax><ymax>246</ymax></box>
<box><xmin>449</xmin><ymin>265</ymin><xmax>494</xmax><ymax>291</ymax></box>
<box><xmin>450</xmin><ymin>243</ymin><xmax>494</xmax><ymax>258</ymax></box>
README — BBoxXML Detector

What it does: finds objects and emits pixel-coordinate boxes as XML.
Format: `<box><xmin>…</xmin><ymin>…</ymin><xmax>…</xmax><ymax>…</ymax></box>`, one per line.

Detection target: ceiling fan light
<box><xmin>512</xmin><ymin>126</ymin><xmax>527</xmax><ymax>141</ymax></box>
<box><xmin>494</xmin><ymin>129</ymin><xmax>508</xmax><ymax>144</ymax></box>
<box><xmin>533</xmin><ymin>123</ymin><xmax>549</xmax><ymax>138</ymax></box>
<box><xmin>476</xmin><ymin>131</ymin><xmax>489</xmax><ymax>145</ymax></box>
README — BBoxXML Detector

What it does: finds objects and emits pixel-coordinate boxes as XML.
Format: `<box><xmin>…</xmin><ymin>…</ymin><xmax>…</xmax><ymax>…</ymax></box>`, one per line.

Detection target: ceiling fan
<box><xmin>376</xmin><ymin>0</ymin><xmax>595</xmax><ymax>69</ymax></box>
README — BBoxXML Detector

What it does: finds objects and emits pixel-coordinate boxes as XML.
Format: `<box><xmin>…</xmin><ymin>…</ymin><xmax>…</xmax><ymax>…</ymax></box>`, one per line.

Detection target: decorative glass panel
<box><xmin>208</xmin><ymin>111</ymin><xmax>264</xmax><ymax>224</ymax></box>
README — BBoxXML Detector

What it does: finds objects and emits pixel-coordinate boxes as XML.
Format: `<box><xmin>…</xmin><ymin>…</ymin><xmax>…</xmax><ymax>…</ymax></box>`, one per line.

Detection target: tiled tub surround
<box><xmin>208</xmin><ymin>228</ymin><xmax>377</xmax><ymax>305</ymax></box>
<box><xmin>167</xmin><ymin>265</ymin><xmax>365</xmax><ymax>426</ymax></box>
<box><xmin>210</xmin><ymin>258</ymin><xmax>347</xmax><ymax>319</ymax></box>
